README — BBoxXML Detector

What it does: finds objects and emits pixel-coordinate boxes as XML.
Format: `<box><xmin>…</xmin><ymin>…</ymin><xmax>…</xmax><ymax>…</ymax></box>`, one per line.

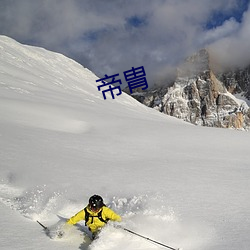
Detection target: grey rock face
<box><xmin>130</xmin><ymin>49</ymin><xmax>250</xmax><ymax>130</ymax></box>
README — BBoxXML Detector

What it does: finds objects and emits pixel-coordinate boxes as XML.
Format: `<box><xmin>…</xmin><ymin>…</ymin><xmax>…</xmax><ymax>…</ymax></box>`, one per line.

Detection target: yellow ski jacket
<box><xmin>67</xmin><ymin>206</ymin><xmax>121</xmax><ymax>233</ymax></box>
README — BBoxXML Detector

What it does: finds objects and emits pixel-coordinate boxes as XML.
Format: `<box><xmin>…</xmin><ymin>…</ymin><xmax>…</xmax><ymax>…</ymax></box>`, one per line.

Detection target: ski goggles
<box><xmin>89</xmin><ymin>205</ymin><xmax>101</xmax><ymax>212</ymax></box>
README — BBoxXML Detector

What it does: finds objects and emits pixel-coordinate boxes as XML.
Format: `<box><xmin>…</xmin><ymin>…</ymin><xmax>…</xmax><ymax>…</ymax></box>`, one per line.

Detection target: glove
<box><xmin>55</xmin><ymin>223</ymin><xmax>71</xmax><ymax>238</ymax></box>
<box><xmin>56</xmin><ymin>230</ymin><xmax>64</xmax><ymax>238</ymax></box>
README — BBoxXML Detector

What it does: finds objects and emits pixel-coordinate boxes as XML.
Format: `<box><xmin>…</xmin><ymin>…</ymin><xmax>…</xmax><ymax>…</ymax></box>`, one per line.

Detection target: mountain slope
<box><xmin>0</xmin><ymin>36</ymin><xmax>250</xmax><ymax>250</ymax></box>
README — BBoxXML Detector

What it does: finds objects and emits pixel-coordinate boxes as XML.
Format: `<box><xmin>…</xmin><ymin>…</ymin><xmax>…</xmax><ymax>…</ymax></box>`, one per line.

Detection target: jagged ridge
<box><xmin>129</xmin><ymin>49</ymin><xmax>250</xmax><ymax>130</ymax></box>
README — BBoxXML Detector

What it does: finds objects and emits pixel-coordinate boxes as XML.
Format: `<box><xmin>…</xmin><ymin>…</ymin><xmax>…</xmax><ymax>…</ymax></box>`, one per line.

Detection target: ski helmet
<box><xmin>89</xmin><ymin>195</ymin><xmax>104</xmax><ymax>210</ymax></box>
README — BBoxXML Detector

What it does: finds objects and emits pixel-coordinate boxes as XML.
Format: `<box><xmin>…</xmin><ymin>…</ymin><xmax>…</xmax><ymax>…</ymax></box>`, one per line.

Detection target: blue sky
<box><xmin>206</xmin><ymin>0</ymin><xmax>249</xmax><ymax>28</ymax></box>
<box><xmin>0</xmin><ymin>0</ymin><xmax>249</xmax><ymax>85</ymax></box>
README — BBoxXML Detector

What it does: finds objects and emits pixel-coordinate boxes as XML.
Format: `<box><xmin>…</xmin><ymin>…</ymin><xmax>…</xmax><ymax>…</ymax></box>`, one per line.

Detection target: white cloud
<box><xmin>0</xmin><ymin>0</ymin><xmax>249</xmax><ymax>84</ymax></box>
<box><xmin>209</xmin><ymin>5</ymin><xmax>250</xmax><ymax>68</ymax></box>
<box><xmin>200</xmin><ymin>18</ymin><xmax>240</xmax><ymax>45</ymax></box>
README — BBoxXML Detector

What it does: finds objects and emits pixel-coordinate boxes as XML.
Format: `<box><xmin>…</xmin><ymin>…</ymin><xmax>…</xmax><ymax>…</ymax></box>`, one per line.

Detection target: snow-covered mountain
<box><xmin>217</xmin><ymin>65</ymin><xmax>250</xmax><ymax>101</ymax></box>
<box><xmin>129</xmin><ymin>49</ymin><xmax>250</xmax><ymax>130</ymax></box>
<box><xmin>0</xmin><ymin>36</ymin><xmax>250</xmax><ymax>250</ymax></box>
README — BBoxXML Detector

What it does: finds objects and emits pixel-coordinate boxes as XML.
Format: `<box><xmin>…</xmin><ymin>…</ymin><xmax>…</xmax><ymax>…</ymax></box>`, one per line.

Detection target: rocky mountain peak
<box><xmin>177</xmin><ymin>48</ymin><xmax>210</xmax><ymax>78</ymax></box>
<box><xmin>129</xmin><ymin>49</ymin><xmax>250</xmax><ymax>130</ymax></box>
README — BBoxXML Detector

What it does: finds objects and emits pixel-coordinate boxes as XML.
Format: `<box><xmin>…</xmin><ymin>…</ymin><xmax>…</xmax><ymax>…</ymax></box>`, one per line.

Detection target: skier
<box><xmin>66</xmin><ymin>194</ymin><xmax>121</xmax><ymax>239</ymax></box>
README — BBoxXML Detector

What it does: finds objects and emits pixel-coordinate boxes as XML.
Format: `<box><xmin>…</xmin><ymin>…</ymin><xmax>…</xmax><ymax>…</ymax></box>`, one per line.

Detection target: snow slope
<box><xmin>0</xmin><ymin>36</ymin><xmax>250</xmax><ymax>250</ymax></box>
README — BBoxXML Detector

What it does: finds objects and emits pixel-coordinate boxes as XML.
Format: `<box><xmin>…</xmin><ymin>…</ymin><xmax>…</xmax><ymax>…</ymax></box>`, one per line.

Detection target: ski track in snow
<box><xmin>0</xmin><ymin>99</ymin><xmax>91</xmax><ymax>134</ymax></box>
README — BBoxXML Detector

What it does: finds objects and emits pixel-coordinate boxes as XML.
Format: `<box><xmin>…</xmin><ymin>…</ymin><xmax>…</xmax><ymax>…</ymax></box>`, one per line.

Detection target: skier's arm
<box><xmin>104</xmin><ymin>207</ymin><xmax>122</xmax><ymax>222</ymax></box>
<box><xmin>67</xmin><ymin>209</ymin><xmax>85</xmax><ymax>225</ymax></box>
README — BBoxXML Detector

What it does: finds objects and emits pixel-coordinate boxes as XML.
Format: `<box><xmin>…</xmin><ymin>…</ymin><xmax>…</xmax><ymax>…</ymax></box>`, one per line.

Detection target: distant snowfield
<box><xmin>0</xmin><ymin>36</ymin><xmax>250</xmax><ymax>250</ymax></box>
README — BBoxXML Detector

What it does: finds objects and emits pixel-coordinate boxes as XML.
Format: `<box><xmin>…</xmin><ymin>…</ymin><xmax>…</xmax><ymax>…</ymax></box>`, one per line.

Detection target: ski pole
<box><xmin>37</xmin><ymin>220</ymin><xmax>48</xmax><ymax>231</ymax></box>
<box><xmin>122</xmin><ymin>227</ymin><xmax>180</xmax><ymax>250</ymax></box>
